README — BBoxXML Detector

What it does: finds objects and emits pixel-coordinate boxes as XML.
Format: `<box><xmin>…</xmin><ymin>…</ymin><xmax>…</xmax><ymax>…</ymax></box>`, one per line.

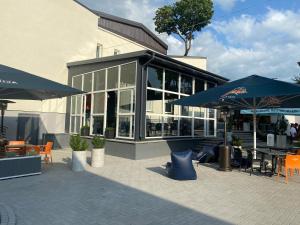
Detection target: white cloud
<box><xmin>213</xmin><ymin>0</ymin><xmax>237</xmax><ymax>11</ymax></box>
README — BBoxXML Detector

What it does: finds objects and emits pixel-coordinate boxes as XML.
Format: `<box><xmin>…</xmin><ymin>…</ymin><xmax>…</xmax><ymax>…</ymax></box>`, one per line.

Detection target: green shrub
<box><xmin>92</xmin><ymin>136</ymin><xmax>105</xmax><ymax>148</ymax></box>
<box><xmin>69</xmin><ymin>134</ymin><xmax>89</xmax><ymax>151</ymax></box>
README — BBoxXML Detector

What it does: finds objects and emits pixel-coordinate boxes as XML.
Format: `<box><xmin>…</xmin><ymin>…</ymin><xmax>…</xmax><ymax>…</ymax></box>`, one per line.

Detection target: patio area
<box><xmin>0</xmin><ymin>150</ymin><xmax>300</xmax><ymax>225</ymax></box>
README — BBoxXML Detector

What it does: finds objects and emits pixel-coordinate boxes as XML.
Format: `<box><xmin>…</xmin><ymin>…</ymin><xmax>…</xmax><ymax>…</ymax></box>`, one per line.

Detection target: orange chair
<box><xmin>40</xmin><ymin>142</ymin><xmax>53</xmax><ymax>164</ymax></box>
<box><xmin>279</xmin><ymin>155</ymin><xmax>300</xmax><ymax>184</ymax></box>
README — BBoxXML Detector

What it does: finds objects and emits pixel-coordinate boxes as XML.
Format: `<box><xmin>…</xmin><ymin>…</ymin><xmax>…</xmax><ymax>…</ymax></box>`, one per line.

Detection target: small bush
<box><xmin>92</xmin><ymin>136</ymin><xmax>105</xmax><ymax>148</ymax></box>
<box><xmin>69</xmin><ymin>134</ymin><xmax>89</xmax><ymax>151</ymax></box>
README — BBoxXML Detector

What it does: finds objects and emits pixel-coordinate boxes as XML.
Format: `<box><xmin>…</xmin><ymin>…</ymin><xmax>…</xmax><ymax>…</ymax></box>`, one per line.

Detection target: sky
<box><xmin>78</xmin><ymin>0</ymin><xmax>300</xmax><ymax>81</ymax></box>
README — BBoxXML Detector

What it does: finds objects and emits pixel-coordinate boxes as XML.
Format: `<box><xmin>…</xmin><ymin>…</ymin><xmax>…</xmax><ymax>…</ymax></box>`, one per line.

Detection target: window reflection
<box><xmin>119</xmin><ymin>89</ymin><xmax>134</xmax><ymax>113</ymax></box>
<box><xmin>73</xmin><ymin>75</ymin><xmax>82</xmax><ymax>90</ymax></box>
<box><xmin>194</xmin><ymin>107</ymin><xmax>205</xmax><ymax>118</ymax></box>
<box><xmin>163</xmin><ymin>117</ymin><xmax>178</xmax><ymax>136</ymax></box>
<box><xmin>146</xmin><ymin>115</ymin><xmax>162</xmax><ymax>137</ymax></box>
<box><xmin>147</xmin><ymin>67</ymin><xmax>163</xmax><ymax>89</ymax></box>
<box><xmin>107</xmin><ymin>67</ymin><xmax>118</xmax><ymax>89</ymax></box>
<box><xmin>194</xmin><ymin>119</ymin><xmax>204</xmax><ymax>136</ymax></box>
<box><xmin>93</xmin><ymin>93</ymin><xmax>105</xmax><ymax>114</ymax></box>
<box><xmin>94</xmin><ymin>70</ymin><xmax>105</xmax><ymax>91</ymax></box>
<box><xmin>83</xmin><ymin>73</ymin><xmax>92</xmax><ymax>92</ymax></box>
<box><xmin>118</xmin><ymin>116</ymin><xmax>134</xmax><ymax>137</ymax></box>
<box><xmin>180</xmin><ymin>118</ymin><xmax>192</xmax><ymax>136</ymax></box>
<box><xmin>195</xmin><ymin>79</ymin><xmax>205</xmax><ymax>93</ymax></box>
<box><xmin>165</xmin><ymin>70</ymin><xmax>178</xmax><ymax>92</ymax></box>
<box><xmin>146</xmin><ymin>90</ymin><xmax>163</xmax><ymax>114</ymax></box>
<box><xmin>181</xmin><ymin>75</ymin><xmax>193</xmax><ymax>95</ymax></box>
<box><xmin>165</xmin><ymin>93</ymin><xmax>179</xmax><ymax>115</ymax></box>
<box><xmin>120</xmin><ymin>62</ymin><xmax>136</xmax><ymax>88</ymax></box>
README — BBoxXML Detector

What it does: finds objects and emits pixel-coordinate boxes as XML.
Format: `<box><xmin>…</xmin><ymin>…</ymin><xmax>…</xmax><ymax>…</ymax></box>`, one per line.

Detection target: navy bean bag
<box><xmin>166</xmin><ymin>150</ymin><xmax>197</xmax><ymax>180</ymax></box>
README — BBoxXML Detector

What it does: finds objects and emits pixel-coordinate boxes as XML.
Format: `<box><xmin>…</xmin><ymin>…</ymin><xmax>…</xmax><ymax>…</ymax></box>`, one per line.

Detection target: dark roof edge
<box><xmin>94</xmin><ymin>10</ymin><xmax>168</xmax><ymax>50</ymax></box>
<box><xmin>73</xmin><ymin>1</ymin><xmax>168</xmax><ymax>50</ymax></box>
<box><xmin>67</xmin><ymin>50</ymin><xmax>229</xmax><ymax>82</ymax></box>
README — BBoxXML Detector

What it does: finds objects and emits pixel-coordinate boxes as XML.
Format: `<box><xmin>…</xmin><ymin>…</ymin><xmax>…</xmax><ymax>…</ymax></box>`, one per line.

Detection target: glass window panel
<box><xmin>75</xmin><ymin>95</ymin><xmax>82</xmax><ymax>114</ymax></box>
<box><xmin>83</xmin><ymin>73</ymin><xmax>92</xmax><ymax>92</ymax></box>
<box><xmin>181</xmin><ymin>75</ymin><xmax>193</xmax><ymax>95</ymax></box>
<box><xmin>146</xmin><ymin>115</ymin><xmax>162</xmax><ymax>137</ymax></box>
<box><xmin>163</xmin><ymin>117</ymin><xmax>178</xmax><ymax>136</ymax></box>
<box><xmin>107</xmin><ymin>66</ymin><xmax>118</xmax><ymax>89</ymax></box>
<box><xmin>208</xmin><ymin>108</ymin><xmax>215</xmax><ymax>118</ymax></box>
<box><xmin>118</xmin><ymin>116</ymin><xmax>134</xmax><ymax>137</ymax></box>
<box><xmin>93</xmin><ymin>93</ymin><xmax>105</xmax><ymax>114</ymax></box>
<box><xmin>119</xmin><ymin>89</ymin><xmax>135</xmax><ymax>113</ymax></box>
<box><xmin>75</xmin><ymin>116</ymin><xmax>80</xmax><ymax>133</ymax></box>
<box><xmin>120</xmin><ymin>62</ymin><xmax>136</xmax><ymax>88</ymax></box>
<box><xmin>181</xmin><ymin>106</ymin><xmax>193</xmax><ymax>117</ymax></box>
<box><xmin>194</xmin><ymin>119</ymin><xmax>204</xmax><ymax>137</ymax></box>
<box><xmin>84</xmin><ymin>94</ymin><xmax>91</xmax><ymax>127</ymax></box>
<box><xmin>146</xmin><ymin>90</ymin><xmax>163</xmax><ymax>114</ymax></box>
<box><xmin>71</xmin><ymin>116</ymin><xmax>75</xmax><ymax>133</ymax></box>
<box><xmin>179</xmin><ymin>118</ymin><xmax>192</xmax><ymax>136</ymax></box>
<box><xmin>73</xmin><ymin>76</ymin><xmax>82</xmax><ymax>90</ymax></box>
<box><xmin>92</xmin><ymin>116</ymin><xmax>104</xmax><ymax>135</ymax></box>
<box><xmin>165</xmin><ymin>93</ymin><xmax>179</xmax><ymax>115</ymax></box>
<box><xmin>194</xmin><ymin>107</ymin><xmax>205</xmax><ymax>118</ymax></box>
<box><xmin>147</xmin><ymin>66</ymin><xmax>163</xmax><ymax>89</ymax></box>
<box><xmin>94</xmin><ymin>70</ymin><xmax>105</xmax><ymax>91</ymax></box>
<box><xmin>207</xmin><ymin>82</ymin><xmax>216</xmax><ymax>89</ymax></box>
<box><xmin>208</xmin><ymin>120</ymin><xmax>215</xmax><ymax>136</ymax></box>
<box><xmin>165</xmin><ymin>70</ymin><xmax>178</xmax><ymax>92</ymax></box>
<box><xmin>71</xmin><ymin>96</ymin><xmax>76</xmax><ymax>114</ymax></box>
<box><xmin>195</xmin><ymin>79</ymin><xmax>205</xmax><ymax>93</ymax></box>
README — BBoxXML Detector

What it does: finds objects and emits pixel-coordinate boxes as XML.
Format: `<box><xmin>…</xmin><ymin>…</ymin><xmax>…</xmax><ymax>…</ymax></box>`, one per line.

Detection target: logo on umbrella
<box><xmin>221</xmin><ymin>87</ymin><xmax>247</xmax><ymax>99</ymax></box>
<box><xmin>0</xmin><ymin>79</ymin><xmax>18</xmax><ymax>85</ymax></box>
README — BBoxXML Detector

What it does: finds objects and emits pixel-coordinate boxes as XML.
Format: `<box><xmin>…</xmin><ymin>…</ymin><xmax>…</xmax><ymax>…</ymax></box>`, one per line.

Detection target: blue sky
<box><xmin>78</xmin><ymin>0</ymin><xmax>300</xmax><ymax>81</ymax></box>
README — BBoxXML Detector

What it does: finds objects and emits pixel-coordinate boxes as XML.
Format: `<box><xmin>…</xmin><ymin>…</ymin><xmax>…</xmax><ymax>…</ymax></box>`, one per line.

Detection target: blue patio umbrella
<box><xmin>172</xmin><ymin>75</ymin><xmax>300</xmax><ymax>158</ymax></box>
<box><xmin>0</xmin><ymin>64</ymin><xmax>83</xmax><ymax>100</ymax></box>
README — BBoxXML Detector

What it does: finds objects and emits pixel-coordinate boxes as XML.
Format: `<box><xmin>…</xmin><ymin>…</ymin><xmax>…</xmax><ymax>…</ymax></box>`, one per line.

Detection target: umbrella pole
<box><xmin>253</xmin><ymin>98</ymin><xmax>257</xmax><ymax>159</ymax></box>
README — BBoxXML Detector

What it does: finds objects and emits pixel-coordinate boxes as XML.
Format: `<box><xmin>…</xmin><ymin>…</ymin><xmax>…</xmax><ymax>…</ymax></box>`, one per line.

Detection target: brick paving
<box><xmin>0</xmin><ymin>150</ymin><xmax>299</xmax><ymax>225</ymax></box>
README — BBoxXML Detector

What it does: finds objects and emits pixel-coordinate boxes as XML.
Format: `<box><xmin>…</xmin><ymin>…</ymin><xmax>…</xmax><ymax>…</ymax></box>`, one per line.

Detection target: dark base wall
<box><xmin>105</xmin><ymin>139</ymin><xmax>202</xmax><ymax>160</ymax></box>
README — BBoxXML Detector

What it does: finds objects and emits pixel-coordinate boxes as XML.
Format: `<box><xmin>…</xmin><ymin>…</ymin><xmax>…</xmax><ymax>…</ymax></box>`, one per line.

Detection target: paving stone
<box><xmin>0</xmin><ymin>149</ymin><xmax>299</xmax><ymax>225</ymax></box>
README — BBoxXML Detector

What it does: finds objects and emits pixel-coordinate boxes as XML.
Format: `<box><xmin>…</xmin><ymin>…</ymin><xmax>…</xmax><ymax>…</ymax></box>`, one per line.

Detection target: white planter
<box><xmin>276</xmin><ymin>135</ymin><xmax>287</xmax><ymax>148</ymax></box>
<box><xmin>72</xmin><ymin>151</ymin><xmax>87</xmax><ymax>172</ymax></box>
<box><xmin>91</xmin><ymin>148</ymin><xmax>105</xmax><ymax>168</ymax></box>
<box><xmin>243</xmin><ymin>122</ymin><xmax>250</xmax><ymax>132</ymax></box>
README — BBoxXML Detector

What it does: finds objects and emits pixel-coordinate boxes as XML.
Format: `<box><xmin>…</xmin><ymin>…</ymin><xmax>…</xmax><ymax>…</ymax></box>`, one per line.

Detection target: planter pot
<box><xmin>105</xmin><ymin>129</ymin><xmax>115</xmax><ymax>139</ymax></box>
<box><xmin>276</xmin><ymin>135</ymin><xmax>287</xmax><ymax>148</ymax></box>
<box><xmin>243</xmin><ymin>122</ymin><xmax>250</xmax><ymax>132</ymax></box>
<box><xmin>81</xmin><ymin>127</ymin><xmax>90</xmax><ymax>136</ymax></box>
<box><xmin>72</xmin><ymin>151</ymin><xmax>87</xmax><ymax>172</ymax></box>
<box><xmin>91</xmin><ymin>148</ymin><xmax>105</xmax><ymax>167</ymax></box>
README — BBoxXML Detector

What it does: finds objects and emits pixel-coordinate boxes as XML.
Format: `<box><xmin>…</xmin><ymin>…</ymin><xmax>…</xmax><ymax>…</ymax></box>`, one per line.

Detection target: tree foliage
<box><xmin>154</xmin><ymin>0</ymin><xmax>214</xmax><ymax>56</ymax></box>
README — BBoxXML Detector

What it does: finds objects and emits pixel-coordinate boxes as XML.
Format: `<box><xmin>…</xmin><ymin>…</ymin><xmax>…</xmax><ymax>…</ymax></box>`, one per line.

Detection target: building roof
<box><xmin>67</xmin><ymin>50</ymin><xmax>229</xmax><ymax>84</ymax></box>
<box><xmin>74</xmin><ymin>0</ymin><xmax>168</xmax><ymax>54</ymax></box>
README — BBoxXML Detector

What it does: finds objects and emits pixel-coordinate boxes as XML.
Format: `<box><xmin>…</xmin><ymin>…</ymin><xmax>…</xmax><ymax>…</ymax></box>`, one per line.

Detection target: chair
<box><xmin>40</xmin><ymin>142</ymin><xmax>53</xmax><ymax>164</ymax></box>
<box><xmin>278</xmin><ymin>155</ymin><xmax>300</xmax><ymax>184</ymax></box>
<box><xmin>245</xmin><ymin>150</ymin><xmax>264</xmax><ymax>176</ymax></box>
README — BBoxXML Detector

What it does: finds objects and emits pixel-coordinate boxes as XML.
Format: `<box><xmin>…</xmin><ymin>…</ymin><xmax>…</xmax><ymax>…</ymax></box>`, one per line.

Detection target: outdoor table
<box><xmin>256</xmin><ymin>148</ymin><xmax>292</xmax><ymax>176</ymax></box>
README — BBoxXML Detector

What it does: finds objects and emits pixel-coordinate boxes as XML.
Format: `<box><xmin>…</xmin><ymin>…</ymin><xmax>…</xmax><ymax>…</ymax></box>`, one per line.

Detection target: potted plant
<box><xmin>105</xmin><ymin>127</ymin><xmax>115</xmax><ymax>139</ymax></box>
<box><xmin>91</xmin><ymin>136</ymin><xmax>105</xmax><ymax>168</ymax></box>
<box><xmin>69</xmin><ymin>134</ymin><xmax>89</xmax><ymax>172</ymax></box>
<box><xmin>232</xmin><ymin>135</ymin><xmax>243</xmax><ymax>148</ymax></box>
<box><xmin>80</xmin><ymin>125</ymin><xmax>90</xmax><ymax>136</ymax></box>
<box><xmin>275</xmin><ymin>116</ymin><xmax>288</xmax><ymax>148</ymax></box>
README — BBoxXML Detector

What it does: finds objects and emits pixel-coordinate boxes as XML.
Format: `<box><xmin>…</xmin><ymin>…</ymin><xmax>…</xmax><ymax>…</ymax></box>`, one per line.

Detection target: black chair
<box><xmin>166</xmin><ymin>150</ymin><xmax>197</xmax><ymax>180</ymax></box>
<box><xmin>192</xmin><ymin>145</ymin><xmax>219</xmax><ymax>164</ymax></box>
<box><xmin>244</xmin><ymin>150</ymin><xmax>265</xmax><ymax>176</ymax></box>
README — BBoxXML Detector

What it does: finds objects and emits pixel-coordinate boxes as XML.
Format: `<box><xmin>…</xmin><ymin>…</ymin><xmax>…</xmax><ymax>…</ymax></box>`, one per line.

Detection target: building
<box><xmin>0</xmin><ymin>0</ymin><xmax>228</xmax><ymax>158</ymax></box>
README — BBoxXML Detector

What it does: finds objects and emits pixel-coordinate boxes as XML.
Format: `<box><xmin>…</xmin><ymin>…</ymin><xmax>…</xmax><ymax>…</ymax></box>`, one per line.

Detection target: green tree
<box><xmin>154</xmin><ymin>0</ymin><xmax>213</xmax><ymax>56</ymax></box>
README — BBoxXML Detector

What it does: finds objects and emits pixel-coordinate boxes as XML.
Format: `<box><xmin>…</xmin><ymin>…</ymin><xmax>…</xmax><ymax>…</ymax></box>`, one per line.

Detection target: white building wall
<box><xmin>0</xmin><ymin>0</ymin><xmax>149</xmax><ymax>139</ymax></box>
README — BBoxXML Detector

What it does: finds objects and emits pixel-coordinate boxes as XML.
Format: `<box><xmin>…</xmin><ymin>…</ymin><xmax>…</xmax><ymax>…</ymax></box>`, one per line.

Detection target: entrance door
<box><xmin>17</xmin><ymin>114</ymin><xmax>40</xmax><ymax>144</ymax></box>
<box><xmin>106</xmin><ymin>91</ymin><xmax>117</xmax><ymax>135</ymax></box>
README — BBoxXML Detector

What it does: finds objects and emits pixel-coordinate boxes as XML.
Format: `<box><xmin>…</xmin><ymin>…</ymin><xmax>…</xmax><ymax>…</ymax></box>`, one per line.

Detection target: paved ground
<box><xmin>0</xmin><ymin>150</ymin><xmax>300</xmax><ymax>225</ymax></box>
